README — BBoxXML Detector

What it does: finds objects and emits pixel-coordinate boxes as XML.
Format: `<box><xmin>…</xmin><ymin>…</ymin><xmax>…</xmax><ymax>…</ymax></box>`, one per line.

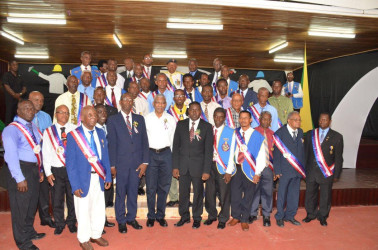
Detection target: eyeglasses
<box><xmin>56</xmin><ymin>111</ymin><xmax>69</xmax><ymax>115</ymax></box>
<box><xmin>174</xmin><ymin>95</ymin><xmax>185</xmax><ymax>98</ymax></box>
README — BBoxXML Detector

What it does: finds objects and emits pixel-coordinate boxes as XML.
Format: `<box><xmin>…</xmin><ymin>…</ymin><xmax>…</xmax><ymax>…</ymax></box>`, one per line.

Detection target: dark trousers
<box><xmin>139</xmin><ymin>176</ymin><xmax>146</xmax><ymax>190</ymax></box>
<box><xmin>179</xmin><ymin>173</ymin><xmax>204</xmax><ymax>221</ymax></box>
<box><xmin>250</xmin><ymin>167</ymin><xmax>273</xmax><ymax>217</ymax></box>
<box><xmin>275</xmin><ymin>175</ymin><xmax>301</xmax><ymax>220</ymax></box>
<box><xmin>104</xmin><ymin>178</ymin><xmax>114</xmax><ymax>206</ymax></box>
<box><xmin>230</xmin><ymin>165</ymin><xmax>256</xmax><ymax>223</ymax></box>
<box><xmin>305</xmin><ymin>165</ymin><xmax>334</xmax><ymax>220</ymax></box>
<box><xmin>115</xmin><ymin>166</ymin><xmax>140</xmax><ymax>224</ymax></box>
<box><xmin>205</xmin><ymin>162</ymin><xmax>231</xmax><ymax>223</ymax></box>
<box><xmin>51</xmin><ymin>167</ymin><xmax>76</xmax><ymax>229</ymax></box>
<box><xmin>38</xmin><ymin>174</ymin><xmax>52</xmax><ymax>222</ymax></box>
<box><xmin>145</xmin><ymin>149</ymin><xmax>172</xmax><ymax>219</ymax></box>
<box><xmin>7</xmin><ymin>161</ymin><xmax>40</xmax><ymax>249</ymax></box>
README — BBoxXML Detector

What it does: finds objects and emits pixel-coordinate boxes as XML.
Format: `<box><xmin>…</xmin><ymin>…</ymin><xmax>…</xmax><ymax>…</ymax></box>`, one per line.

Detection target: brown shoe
<box><xmin>227</xmin><ymin>218</ymin><xmax>240</xmax><ymax>226</ymax></box>
<box><xmin>90</xmin><ymin>237</ymin><xmax>109</xmax><ymax>247</ymax></box>
<box><xmin>79</xmin><ymin>241</ymin><xmax>94</xmax><ymax>250</ymax></box>
<box><xmin>241</xmin><ymin>222</ymin><xmax>249</xmax><ymax>231</ymax></box>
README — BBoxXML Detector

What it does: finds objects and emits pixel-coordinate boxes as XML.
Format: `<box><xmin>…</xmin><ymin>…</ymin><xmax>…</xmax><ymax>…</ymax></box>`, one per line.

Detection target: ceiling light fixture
<box><xmin>308</xmin><ymin>30</ymin><xmax>356</xmax><ymax>38</ymax></box>
<box><xmin>7</xmin><ymin>17</ymin><xmax>66</xmax><ymax>25</ymax></box>
<box><xmin>0</xmin><ymin>31</ymin><xmax>24</xmax><ymax>45</ymax></box>
<box><xmin>15</xmin><ymin>54</ymin><xmax>49</xmax><ymax>59</ymax></box>
<box><xmin>274</xmin><ymin>57</ymin><xmax>304</xmax><ymax>63</ymax></box>
<box><xmin>113</xmin><ymin>33</ymin><xmax>122</xmax><ymax>48</ymax></box>
<box><xmin>167</xmin><ymin>23</ymin><xmax>223</xmax><ymax>30</ymax></box>
<box><xmin>152</xmin><ymin>53</ymin><xmax>188</xmax><ymax>59</ymax></box>
<box><xmin>269</xmin><ymin>41</ymin><xmax>288</xmax><ymax>54</ymax></box>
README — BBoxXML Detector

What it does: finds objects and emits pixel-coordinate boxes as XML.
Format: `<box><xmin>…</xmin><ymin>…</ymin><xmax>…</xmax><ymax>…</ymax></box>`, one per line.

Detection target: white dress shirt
<box><xmin>200</xmin><ymin>101</ymin><xmax>222</xmax><ymax>126</ymax></box>
<box><xmin>42</xmin><ymin>122</ymin><xmax>76</xmax><ymax>176</ymax></box>
<box><xmin>96</xmin><ymin>123</ymin><xmax>107</xmax><ymax>136</ymax></box>
<box><xmin>144</xmin><ymin>66</ymin><xmax>152</xmax><ymax>79</ymax></box>
<box><xmin>105</xmin><ymin>85</ymin><xmax>123</xmax><ymax>111</ymax></box>
<box><xmin>96</xmin><ymin>72</ymin><xmax>125</xmax><ymax>89</ymax></box>
<box><xmin>145</xmin><ymin>111</ymin><xmax>176</xmax><ymax>149</ymax></box>
<box><xmin>226</xmin><ymin>127</ymin><xmax>265</xmax><ymax>175</ymax></box>
<box><xmin>287</xmin><ymin>123</ymin><xmax>298</xmax><ymax>138</ymax></box>
<box><xmin>212</xmin><ymin>71</ymin><xmax>220</xmax><ymax>84</ymax></box>
<box><xmin>121</xmin><ymin>110</ymin><xmax>133</xmax><ymax>127</ymax></box>
<box><xmin>80</xmin><ymin>64</ymin><xmax>91</xmax><ymax>72</ymax></box>
<box><xmin>134</xmin><ymin>96</ymin><xmax>149</xmax><ymax>116</ymax></box>
<box><xmin>54</xmin><ymin>91</ymin><xmax>92</xmax><ymax>124</ymax></box>
<box><xmin>82</xmin><ymin>124</ymin><xmax>102</xmax><ymax>160</ymax></box>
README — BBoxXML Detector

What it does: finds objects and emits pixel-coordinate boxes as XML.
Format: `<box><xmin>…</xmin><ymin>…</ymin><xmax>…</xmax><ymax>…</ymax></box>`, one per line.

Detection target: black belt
<box><xmin>91</xmin><ymin>171</ymin><xmax>97</xmax><ymax>174</ymax></box>
<box><xmin>149</xmin><ymin>147</ymin><xmax>170</xmax><ymax>153</ymax></box>
<box><xmin>236</xmin><ymin>164</ymin><xmax>242</xmax><ymax>167</ymax></box>
<box><xmin>19</xmin><ymin>160</ymin><xmax>38</xmax><ymax>166</ymax></box>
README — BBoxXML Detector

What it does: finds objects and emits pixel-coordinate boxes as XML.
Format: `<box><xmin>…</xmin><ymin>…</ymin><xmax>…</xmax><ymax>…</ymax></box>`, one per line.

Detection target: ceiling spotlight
<box><xmin>308</xmin><ymin>30</ymin><xmax>356</xmax><ymax>38</ymax></box>
<box><xmin>15</xmin><ymin>54</ymin><xmax>49</xmax><ymax>59</ymax></box>
<box><xmin>1</xmin><ymin>31</ymin><xmax>24</xmax><ymax>45</ymax></box>
<box><xmin>113</xmin><ymin>33</ymin><xmax>122</xmax><ymax>48</ymax></box>
<box><xmin>7</xmin><ymin>17</ymin><xmax>66</xmax><ymax>25</ymax></box>
<box><xmin>274</xmin><ymin>57</ymin><xmax>304</xmax><ymax>63</ymax></box>
<box><xmin>152</xmin><ymin>54</ymin><xmax>188</xmax><ymax>59</ymax></box>
<box><xmin>167</xmin><ymin>23</ymin><xmax>223</xmax><ymax>30</ymax></box>
<box><xmin>269</xmin><ymin>42</ymin><xmax>288</xmax><ymax>54</ymax></box>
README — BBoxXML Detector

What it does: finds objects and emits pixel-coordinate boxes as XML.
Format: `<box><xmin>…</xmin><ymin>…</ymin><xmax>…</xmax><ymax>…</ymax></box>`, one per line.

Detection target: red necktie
<box><xmin>241</xmin><ymin>90</ymin><xmax>245</xmax><ymax>100</ymax></box>
<box><xmin>60</xmin><ymin>127</ymin><xmax>67</xmax><ymax>147</ymax></box>
<box><xmin>111</xmin><ymin>88</ymin><xmax>117</xmax><ymax>108</ymax></box>
<box><xmin>190</xmin><ymin>122</ymin><xmax>195</xmax><ymax>142</ymax></box>
<box><xmin>237</xmin><ymin>132</ymin><xmax>245</xmax><ymax>164</ymax></box>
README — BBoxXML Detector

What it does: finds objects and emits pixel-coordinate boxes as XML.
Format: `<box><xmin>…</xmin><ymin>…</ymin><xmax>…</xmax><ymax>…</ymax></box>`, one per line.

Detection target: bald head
<box><xmin>29</xmin><ymin>91</ymin><xmax>44</xmax><ymax>112</ymax></box>
<box><xmin>231</xmin><ymin>93</ymin><xmax>243</xmax><ymax>112</ymax></box>
<box><xmin>81</xmin><ymin>105</ymin><xmax>98</xmax><ymax>129</ymax></box>
<box><xmin>55</xmin><ymin>105</ymin><xmax>69</xmax><ymax>125</ymax></box>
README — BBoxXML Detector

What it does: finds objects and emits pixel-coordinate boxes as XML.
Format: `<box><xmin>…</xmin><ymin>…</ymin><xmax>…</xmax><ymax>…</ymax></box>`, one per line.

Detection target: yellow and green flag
<box><xmin>300</xmin><ymin>44</ymin><xmax>313</xmax><ymax>132</ymax></box>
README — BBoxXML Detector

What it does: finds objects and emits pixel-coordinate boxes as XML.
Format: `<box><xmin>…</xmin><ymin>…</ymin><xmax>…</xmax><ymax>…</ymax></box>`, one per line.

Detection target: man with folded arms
<box><xmin>43</xmin><ymin>105</ymin><xmax>77</xmax><ymax>235</ymax></box>
<box><xmin>66</xmin><ymin>106</ymin><xmax>112</xmax><ymax>249</ymax></box>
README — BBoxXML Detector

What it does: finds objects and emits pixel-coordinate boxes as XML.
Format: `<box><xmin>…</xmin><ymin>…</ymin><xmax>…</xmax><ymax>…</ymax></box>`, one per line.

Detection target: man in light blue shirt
<box><xmin>250</xmin><ymin>87</ymin><xmax>279</xmax><ymax>132</ymax></box>
<box><xmin>78</xmin><ymin>71</ymin><xmax>95</xmax><ymax>101</ymax></box>
<box><xmin>147</xmin><ymin>73</ymin><xmax>174</xmax><ymax>112</ymax></box>
<box><xmin>29</xmin><ymin>91</ymin><xmax>52</xmax><ymax>133</ymax></box>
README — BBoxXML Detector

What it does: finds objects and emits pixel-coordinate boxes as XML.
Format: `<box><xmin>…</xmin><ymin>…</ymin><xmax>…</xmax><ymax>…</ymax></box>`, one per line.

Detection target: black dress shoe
<box><xmin>276</xmin><ymin>219</ymin><xmax>284</xmax><ymax>227</ymax></box>
<box><xmin>217</xmin><ymin>222</ymin><xmax>226</xmax><ymax>229</ymax></box>
<box><xmin>23</xmin><ymin>245</ymin><xmax>39</xmax><ymax>250</ymax></box>
<box><xmin>127</xmin><ymin>220</ymin><xmax>143</xmax><ymax>230</ymax></box>
<box><xmin>174</xmin><ymin>218</ymin><xmax>190</xmax><ymax>227</ymax></box>
<box><xmin>192</xmin><ymin>220</ymin><xmax>201</xmax><ymax>229</ymax></box>
<box><xmin>54</xmin><ymin>227</ymin><xmax>64</xmax><ymax>235</ymax></box>
<box><xmin>189</xmin><ymin>201</ymin><xmax>193</xmax><ymax>207</ymax></box>
<box><xmin>156</xmin><ymin>219</ymin><xmax>168</xmax><ymax>227</ymax></box>
<box><xmin>166</xmin><ymin>200</ymin><xmax>178</xmax><ymax>207</ymax></box>
<box><xmin>319</xmin><ymin>218</ymin><xmax>328</xmax><ymax>226</ymax></box>
<box><xmin>263</xmin><ymin>216</ymin><xmax>271</xmax><ymax>227</ymax></box>
<box><xmin>284</xmin><ymin>218</ymin><xmax>301</xmax><ymax>226</ymax></box>
<box><xmin>302</xmin><ymin>216</ymin><xmax>315</xmax><ymax>223</ymax></box>
<box><xmin>106</xmin><ymin>202</ymin><xmax>114</xmax><ymax>208</ymax></box>
<box><xmin>41</xmin><ymin>220</ymin><xmax>55</xmax><ymax>228</ymax></box>
<box><xmin>248</xmin><ymin>216</ymin><xmax>257</xmax><ymax>224</ymax></box>
<box><xmin>31</xmin><ymin>233</ymin><xmax>46</xmax><ymax>240</ymax></box>
<box><xmin>146</xmin><ymin>219</ymin><xmax>155</xmax><ymax>227</ymax></box>
<box><xmin>105</xmin><ymin>220</ymin><xmax>115</xmax><ymax>227</ymax></box>
<box><xmin>68</xmin><ymin>224</ymin><xmax>77</xmax><ymax>233</ymax></box>
<box><xmin>118</xmin><ymin>224</ymin><xmax>127</xmax><ymax>234</ymax></box>
<box><xmin>204</xmin><ymin>218</ymin><xmax>216</xmax><ymax>225</ymax></box>
<box><xmin>138</xmin><ymin>188</ymin><xmax>145</xmax><ymax>195</ymax></box>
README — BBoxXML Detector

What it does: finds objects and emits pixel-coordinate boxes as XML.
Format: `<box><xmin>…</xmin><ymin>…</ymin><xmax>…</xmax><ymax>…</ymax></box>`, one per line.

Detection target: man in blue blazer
<box><xmin>231</xmin><ymin>74</ymin><xmax>258</xmax><ymax>110</ymax></box>
<box><xmin>66</xmin><ymin>106</ymin><xmax>112</xmax><ymax>249</ymax></box>
<box><xmin>107</xmin><ymin>93</ymin><xmax>149</xmax><ymax>233</ymax></box>
<box><xmin>70</xmin><ymin>51</ymin><xmax>101</xmax><ymax>87</ymax></box>
<box><xmin>273</xmin><ymin>111</ymin><xmax>305</xmax><ymax>227</ymax></box>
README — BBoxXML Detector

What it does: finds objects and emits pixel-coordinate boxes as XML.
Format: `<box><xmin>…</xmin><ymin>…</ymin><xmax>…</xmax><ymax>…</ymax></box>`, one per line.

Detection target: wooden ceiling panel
<box><xmin>0</xmin><ymin>0</ymin><xmax>377</xmax><ymax>70</ymax></box>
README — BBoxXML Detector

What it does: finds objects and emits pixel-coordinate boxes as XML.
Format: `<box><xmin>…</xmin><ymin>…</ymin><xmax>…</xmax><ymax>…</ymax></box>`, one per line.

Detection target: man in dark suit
<box><xmin>303</xmin><ymin>112</ymin><xmax>343</xmax><ymax>226</ymax></box>
<box><xmin>172</xmin><ymin>101</ymin><xmax>213</xmax><ymax>229</ymax></box>
<box><xmin>187</xmin><ymin>58</ymin><xmax>202</xmax><ymax>86</ymax></box>
<box><xmin>93</xmin><ymin>87</ymin><xmax>118</xmax><ymax>118</ymax></box>
<box><xmin>107</xmin><ymin>93</ymin><xmax>149</xmax><ymax>233</ymax></box>
<box><xmin>66</xmin><ymin>106</ymin><xmax>112</xmax><ymax>249</ymax></box>
<box><xmin>142</xmin><ymin>53</ymin><xmax>160</xmax><ymax>92</ymax></box>
<box><xmin>273</xmin><ymin>111</ymin><xmax>305</xmax><ymax>227</ymax></box>
<box><xmin>231</xmin><ymin>74</ymin><xmax>258</xmax><ymax>110</ymax></box>
<box><xmin>208</xmin><ymin>58</ymin><xmax>222</xmax><ymax>91</ymax></box>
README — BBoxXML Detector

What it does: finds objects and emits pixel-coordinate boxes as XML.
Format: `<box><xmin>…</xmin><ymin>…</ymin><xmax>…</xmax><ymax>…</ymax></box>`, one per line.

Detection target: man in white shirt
<box><xmin>54</xmin><ymin>75</ymin><xmax>92</xmax><ymax>125</ymax></box>
<box><xmin>43</xmin><ymin>105</ymin><xmax>77</xmax><ymax>235</ymax></box>
<box><xmin>225</xmin><ymin>110</ymin><xmax>266</xmax><ymax>232</ymax></box>
<box><xmin>200</xmin><ymin>85</ymin><xmax>221</xmax><ymax>126</ymax></box>
<box><xmin>96</xmin><ymin>59</ymin><xmax>125</xmax><ymax>90</ymax></box>
<box><xmin>145</xmin><ymin>94</ymin><xmax>176</xmax><ymax>228</ymax></box>
<box><xmin>128</xmin><ymin>81</ymin><xmax>149</xmax><ymax>116</ymax></box>
<box><xmin>105</xmin><ymin>70</ymin><xmax>125</xmax><ymax>111</ymax></box>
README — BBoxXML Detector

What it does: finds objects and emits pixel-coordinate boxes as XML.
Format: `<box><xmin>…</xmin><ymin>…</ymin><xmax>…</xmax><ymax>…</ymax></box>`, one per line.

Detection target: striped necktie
<box><xmin>71</xmin><ymin>94</ymin><xmax>77</xmax><ymax>124</ymax></box>
<box><xmin>190</xmin><ymin>121</ymin><xmax>195</xmax><ymax>142</ymax></box>
<box><xmin>237</xmin><ymin>132</ymin><xmax>245</xmax><ymax>163</ymax></box>
<box><xmin>126</xmin><ymin>115</ymin><xmax>132</xmax><ymax>136</ymax></box>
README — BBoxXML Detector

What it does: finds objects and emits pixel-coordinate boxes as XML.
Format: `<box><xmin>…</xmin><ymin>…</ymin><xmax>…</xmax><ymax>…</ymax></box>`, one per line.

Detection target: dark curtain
<box><xmin>0</xmin><ymin>60</ymin><xmax>9</xmax><ymax>123</ymax></box>
<box><xmin>294</xmin><ymin>50</ymin><xmax>378</xmax><ymax>139</ymax></box>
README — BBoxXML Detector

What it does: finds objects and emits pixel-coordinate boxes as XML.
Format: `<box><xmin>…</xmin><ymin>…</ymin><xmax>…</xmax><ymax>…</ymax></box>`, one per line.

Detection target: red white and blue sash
<box><xmin>235</xmin><ymin>128</ymin><xmax>256</xmax><ymax>174</ymax></box>
<box><xmin>143</xmin><ymin>68</ymin><xmax>150</xmax><ymax>79</ymax></box>
<box><xmin>167</xmin><ymin>105</ymin><xmax>180</xmax><ymax>122</ymax></box>
<box><xmin>249</xmin><ymin>106</ymin><xmax>260</xmax><ymax>125</ymax></box>
<box><xmin>77</xmin><ymin>93</ymin><xmax>89</xmax><ymax>125</ymax></box>
<box><xmin>213</xmin><ymin>133</ymin><xmax>228</xmax><ymax>171</ymax></box>
<box><xmin>273</xmin><ymin>134</ymin><xmax>306</xmax><ymax>178</ymax></box>
<box><xmin>97</xmin><ymin>74</ymin><xmax>108</xmax><ymax>88</ymax></box>
<box><xmin>311</xmin><ymin>129</ymin><xmax>334</xmax><ymax>178</ymax></box>
<box><xmin>166</xmin><ymin>78</ymin><xmax>175</xmax><ymax>92</ymax></box>
<box><xmin>10</xmin><ymin>121</ymin><xmax>43</xmax><ymax>171</ymax></box>
<box><xmin>225</xmin><ymin>108</ymin><xmax>236</xmax><ymax>129</ymax></box>
<box><xmin>151</xmin><ymin>90</ymin><xmax>159</xmax><ymax>99</ymax></box>
<box><xmin>200</xmin><ymin>106</ymin><xmax>209</xmax><ymax>122</ymax></box>
<box><xmin>46</xmin><ymin>125</ymin><xmax>66</xmax><ymax>166</ymax></box>
<box><xmin>70</xmin><ymin>128</ymin><xmax>106</xmax><ymax>180</ymax></box>
<box><xmin>278</xmin><ymin>119</ymin><xmax>283</xmax><ymax>128</ymax></box>
<box><xmin>138</xmin><ymin>92</ymin><xmax>148</xmax><ymax>101</ymax></box>
<box><xmin>104</xmin><ymin>95</ymin><xmax>113</xmax><ymax>107</ymax></box>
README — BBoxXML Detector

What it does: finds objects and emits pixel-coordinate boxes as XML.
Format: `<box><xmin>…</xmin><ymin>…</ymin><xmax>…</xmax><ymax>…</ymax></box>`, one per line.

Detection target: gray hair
<box><xmin>287</xmin><ymin>111</ymin><xmax>300</xmax><ymax>121</ymax></box>
<box><xmin>153</xmin><ymin>94</ymin><xmax>166</xmax><ymax>103</ymax></box>
<box><xmin>188</xmin><ymin>58</ymin><xmax>198</xmax><ymax>65</ymax></box>
<box><xmin>260</xmin><ymin>111</ymin><xmax>272</xmax><ymax>120</ymax></box>
<box><xmin>213</xmin><ymin>57</ymin><xmax>222</xmax><ymax>65</ymax></box>
<box><xmin>80</xmin><ymin>51</ymin><xmax>91</xmax><ymax>57</ymax></box>
<box><xmin>258</xmin><ymin>87</ymin><xmax>269</xmax><ymax>94</ymax></box>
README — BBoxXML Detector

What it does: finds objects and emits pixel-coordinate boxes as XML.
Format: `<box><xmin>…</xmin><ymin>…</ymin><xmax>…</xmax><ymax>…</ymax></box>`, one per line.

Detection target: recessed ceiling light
<box><xmin>15</xmin><ymin>54</ymin><xmax>49</xmax><ymax>59</ymax></box>
<box><xmin>0</xmin><ymin>31</ymin><xmax>24</xmax><ymax>45</ymax></box>
<box><xmin>308</xmin><ymin>30</ymin><xmax>355</xmax><ymax>38</ymax></box>
<box><xmin>152</xmin><ymin>54</ymin><xmax>188</xmax><ymax>59</ymax></box>
<box><xmin>113</xmin><ymin>33</ymin><xmax>122</xmax><ymax>48</ymax></box>
<box><xmin>274</xmin><ymin>57</ymin><xmax>304</xmax><ymax>63</ymax></box>
<box><xmin>7</xmin><ymin>17</ymin><xmax>66</xmax><ymax>25</ymax></box>
<box><xmin>166</xmin><ymin>23</ymin><xmax>223</xmax><ymax>30</ymax></box>
<box><xmin>269</xmin><ymin>41</ymin><xmax>288</xmax><ymax>54</ymax></box>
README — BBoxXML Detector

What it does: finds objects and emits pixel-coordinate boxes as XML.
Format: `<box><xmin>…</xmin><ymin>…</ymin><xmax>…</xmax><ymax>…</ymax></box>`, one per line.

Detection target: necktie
<box><xmin>320</xmin><ymin>130</ymin><xmax>325</xmax><ymax>143</ymax></box>
<box><xmin>205</xmin><ymin>104</ymin><xmax>209</xmax><ymax>121</ymax></box>
<box><xmin>85</xmin><ymin>66</ymin><xmax>88</xmax><ymax>71</ymax></box>
<box><xmin>188</xmin><ymin>92</ymin><xmax>193</xmax><ymax>102</ymax></box>
<box><xmin>102</xmin><ymin>125</ymin><xmax>107</xmax><ymax>135</ymax></box>
<box><xmin>126</xmin><ymin>115</ymin><xmax>132</xmax><ymax>136</ymax></box>
<box><xmin>111</xmin><ymin>88</ymin><xmax>117</xmax><ymax>108</ymax></box>
<box><xmin>147</xmin><ymin>67</ymin><xmax>150</xmax><ymax>79</ymax></box>
<box><xmin>190</xmin><ymin>121</ymin><xmax>195</xmax><ymax>142</ymax></box>
<box><xmin>218</xmin><ymin>100</ymin><xmax>223</xmax><ymax>107</ymax></box>
<box><xmin>214</xmin><ymin>128</ymin><xmax>218</xmax><ymax>148</ymax></box>
<box><xmin>264</xmin><ymin>131</ymin><xmax>270</xmax><ymax>167</ymax></box>
<box><xmin>132</xmin><ymin>101</ymin><xmax>136</xmax><ymax>113</ymax></box>
<box><xmin>84</xmin><ymin>87</ymin><xmax>87</xmax><ymax>96</ymax></box>
<box><xmin>237</xmin><ymin>132</ymin><xmax>245</xmax><ymax>163</ymax></box>
<box><xmin>71</xmin><ymin>94</ymin><xmax>77</xmax><ymax>124</ymax></box>
<box><xmin>26</xmin><ymin>123</ymin><xmax>37</xmax><ymax>142</ymax></box>
<box><xmin>293</xmin><ymin>131</ymin><xmax>297</xmax><ymax>141</ymax></box>
<box><xmin>241</xmin><ymin>90</ymin><xmax>245</xmax><ymax>100</ymax></box>
<box><xmin>127</xmin><ymin>72</ymin><xmax>131</xmax><ymax>79</ymax></box>
<box><xmin>88</xmin><ymin>130</ymin><xmax>99</xmax><ymax>158</ymax></box>
<box><xmin>169</xmin><ymin>74</ymin><xmax>174</xmax><ymax>86</ymax></box>
<box><xmin>60</xmin><ymin>127</ymin><xmax>67</xmax><ymax>147</ymax></box>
